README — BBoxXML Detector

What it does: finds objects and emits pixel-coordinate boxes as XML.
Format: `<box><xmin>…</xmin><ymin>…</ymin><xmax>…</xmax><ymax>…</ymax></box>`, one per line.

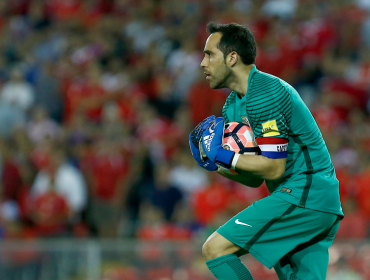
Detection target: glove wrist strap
<box><xmin>215</xmin><ymin>149</ymin><xmax>235</xmax><ymax>169</ymax></box>
<box><xmin>231</xmin><ymin>153</ymin><xmax>240</xmax><ymax>170</ymax></box>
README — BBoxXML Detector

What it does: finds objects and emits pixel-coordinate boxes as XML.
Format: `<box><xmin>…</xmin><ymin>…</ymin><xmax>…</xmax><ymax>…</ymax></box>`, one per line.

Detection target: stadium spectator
<box><xmin>145</xmin><ymin>164</ymin><xmax>183</xmax><ymax>221</ymax></box>
<box><xmin>137</xmin><ymin>202</ymin><xmax>193</xmax><ymax>241</ymax></box>
<box><xmin>0</xmin><ymin>193</ymin><xmax>19</xmax><ymax>238</ymax></box>
<box><xmin>0</xmin><ymin>69</ymin><xmax>34</xmax><ymax>112</ymax></box>
<box><xmin>83</xmin><ymin>138</ymin><xmax>129</xmax><ymax>238</ymax></box>
<box><xmin>31</xmin><ymin>149</ymin><xmax>87</xmax><ymax>223</ymax></box>
<box><xmin>125</xmin><ymin>17</ymin><xmax>165</xmax><ymax>53</ymax></box>
<box><xmin>345</xmin><ymin>47</ymin><xmax>370</xmax><ymax>90</ymax></box>
<box><xmin>336</xmin><ymin>197</ymin><xmax>369</xmax><ymax>239</ymax></box>
<box><xmin>191</xmin><ymin>172</ymin><xmax>232</xmax><ymax>226</ymax></box>
<box><xmin>355</xmin><ymin>163</ymin><xmax>370</xmax><ymax>219</ymax></box>
<box><xmin>30</xmin><ymin>174</ymin><xmax>70</xmax><ymax>237</ymax></box>
<box><xmin>0</xmin><ymin>138</ymin><xmax>22</xmax><ymax>201</ymax></box>
<box><xmin>63</xmin><ymin>65</ymin><xmax>107</xmax><ymax>123</ymax></box>
<box><xmin>33</xmin><ymin>63</ymin><xmax>63</xmax><ymax>122</ymax></box>
<box><xmin>27</xmin><ymin>106</ymin><xmax>62</xmax><ymax>143</ymax></box>
<box><xmin>167</xmin><ymin>40</ymin><xmax>202</xmax><ymax>100</ymax></box>
<box><xmin>188</xmin><ymin>73</ymin><xmax>226</xmax><ymax>126</ymax></box>
<box><xmin>168</xmin><ymin>150</ymin><xmax>209</xmax><ymax>200</ymax></box>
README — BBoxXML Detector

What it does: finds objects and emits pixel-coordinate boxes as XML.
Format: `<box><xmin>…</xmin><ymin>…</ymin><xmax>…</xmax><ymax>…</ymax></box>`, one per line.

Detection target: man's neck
<box><xmin>228</xmin><ymin>64</ymin><xmax>255</xmax><ymax>97</ymax></box>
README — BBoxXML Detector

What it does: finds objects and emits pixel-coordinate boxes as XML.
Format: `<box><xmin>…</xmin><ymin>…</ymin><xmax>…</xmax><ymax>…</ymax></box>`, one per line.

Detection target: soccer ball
<box><xmin>220</xmin><ymin>122</ymin><xmax>260</xmax><ymax>174</ymax></box>
<box><xmin>223</xmin><ymin>122</ymin><xmax>259</xmax><ymax>155</ymax></box>
<box><xmin>199</xmin><ymin>122</ymin><xmax>259</xmax><ymax>174</ymax></box>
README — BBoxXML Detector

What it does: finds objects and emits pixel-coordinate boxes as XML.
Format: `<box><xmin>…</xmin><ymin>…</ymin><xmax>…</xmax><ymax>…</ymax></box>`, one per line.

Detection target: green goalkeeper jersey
<box><xmin>222</xmin><ymin>66</ymin><xmax>343</xmax><ymax>216</ymax></box>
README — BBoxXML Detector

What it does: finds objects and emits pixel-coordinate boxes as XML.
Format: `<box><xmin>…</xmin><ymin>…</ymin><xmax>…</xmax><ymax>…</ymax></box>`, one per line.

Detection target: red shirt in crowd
<box><xmin>1</xmin><ymin>159</ymin><xmax>22</xmax><ymax>200</ymax></box>
<box><xmin>45</xmin><ymin>0</ymin><xmax>82</xmax><ymax>21</ymax></box>
<box><xmin>188</xmin><ymin>81</ymin><xmax>225</xmax><ymax>126</ymax></box>
<box><xmin>355</xmin><ymin>170</ymin><xmax>370</xmax><ymax>218</ymax></box>
<box><xmin>192</xmin><ymin>182</ymin><xmax>232</xmax><ymax>226</ymax></box>
<box><xmin>90</xmin><ymin>153</ymin><xmax>129</xmax><ymax>201</ymax></box>
<box><xmin>336</xmin><ymin>210</ymin><xmax>368</xmax><ymax>239</ymax></box>
<box><xmin>32</xmin><ymin>191</ymin><xmax>69</xmax><ymax>236</ymax></box>
<box><xmin>63</xmin><ymin>80</ymin><xmax>106</xmax><ymax>123</ymax></box>
<box><xmin>321</xmin><ymin>79</ymin><xmax>368</xmax><ymax>120</ymax></box>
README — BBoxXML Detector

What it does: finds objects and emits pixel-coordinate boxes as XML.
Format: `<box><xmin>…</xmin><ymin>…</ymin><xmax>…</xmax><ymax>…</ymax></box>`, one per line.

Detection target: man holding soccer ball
<box><xmin>189</xmin><ymin>23</ymin><xmax>343</xmax><ymax>280</ymax></box>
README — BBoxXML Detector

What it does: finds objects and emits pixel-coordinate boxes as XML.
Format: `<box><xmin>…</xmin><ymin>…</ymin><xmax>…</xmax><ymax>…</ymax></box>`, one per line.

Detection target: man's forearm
<box><xmin>234</xmin><ymin>154</ymin><xmax>286</xmax><ymax>180</ymax></box>
<box><xmin>216</xmin><ymin>168</ymin><xmax>264</xmax><ymax>188</ymax></box>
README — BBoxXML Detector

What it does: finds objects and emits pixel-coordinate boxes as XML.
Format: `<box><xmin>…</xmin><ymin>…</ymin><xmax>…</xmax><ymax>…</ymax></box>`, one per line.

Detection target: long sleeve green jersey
<box><xmin>222</xmin><ymin>66</ymin><xmax>343</xmax><ymax>216</ymax></box>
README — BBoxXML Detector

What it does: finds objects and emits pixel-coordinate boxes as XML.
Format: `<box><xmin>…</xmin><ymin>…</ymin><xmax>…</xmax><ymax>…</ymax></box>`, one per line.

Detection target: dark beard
<box><xmin>211</xmin><ymin>64</ymin><xmax>233</xmax><ymax>89</ymax></box>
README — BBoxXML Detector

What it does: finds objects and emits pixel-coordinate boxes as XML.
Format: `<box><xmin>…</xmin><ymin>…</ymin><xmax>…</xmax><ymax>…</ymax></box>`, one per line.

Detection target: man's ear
<box><xmin>227</xmin><ymin>51</ymin><xmax>238</xmax><ymax>67</ymax></box>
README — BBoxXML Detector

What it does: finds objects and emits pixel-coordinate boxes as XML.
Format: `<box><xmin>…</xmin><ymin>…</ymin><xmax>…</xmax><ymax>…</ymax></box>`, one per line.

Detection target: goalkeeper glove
<box><xmin>189</xmin><ymin>116</ymin><xmax>218</xmax><ymax>171</ymax></box>
<box><xmin>201</xmin><ymin>117</ymin><xmax>240</xmax><ymax>169</ymax></box>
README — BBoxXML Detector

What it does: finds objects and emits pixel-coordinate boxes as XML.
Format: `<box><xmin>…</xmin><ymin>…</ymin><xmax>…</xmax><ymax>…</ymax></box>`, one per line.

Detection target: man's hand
<box><xmin>189</xmin><ymin>116</ymin><xmax>218</xmax><ymax>171</ymax></box>
<box><xmin>201</xmin><ymin>117</ymin><xmax>238</xmax><ymax>169</ymax></box>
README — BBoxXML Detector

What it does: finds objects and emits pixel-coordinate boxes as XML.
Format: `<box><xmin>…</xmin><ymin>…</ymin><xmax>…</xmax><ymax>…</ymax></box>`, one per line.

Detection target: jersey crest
<box><xmin>241</xmin><ymin>115</ymin><xmax>250</xmax><ymax>127</ymax></box>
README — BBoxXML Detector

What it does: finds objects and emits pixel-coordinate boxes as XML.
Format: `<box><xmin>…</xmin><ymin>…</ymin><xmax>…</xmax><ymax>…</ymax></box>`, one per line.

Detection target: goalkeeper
<box><xmin>189</xmin><ymin>22</ymin><xmax>343</xmax><ymax>280</ymax></box>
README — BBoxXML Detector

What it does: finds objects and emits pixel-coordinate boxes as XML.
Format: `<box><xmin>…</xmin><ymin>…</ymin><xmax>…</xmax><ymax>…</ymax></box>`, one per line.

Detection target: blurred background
<box><xmin>0</xmin><ymin>0</ymin><xmax>369</xmax><ymax>279</ymax></box>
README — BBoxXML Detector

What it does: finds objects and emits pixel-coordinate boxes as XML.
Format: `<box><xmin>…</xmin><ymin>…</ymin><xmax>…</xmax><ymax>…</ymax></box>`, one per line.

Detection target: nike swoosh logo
<box><xmin>235</xmin><ymin>219</ymin><xmax>252</xmax><ymax>227</ymax></box>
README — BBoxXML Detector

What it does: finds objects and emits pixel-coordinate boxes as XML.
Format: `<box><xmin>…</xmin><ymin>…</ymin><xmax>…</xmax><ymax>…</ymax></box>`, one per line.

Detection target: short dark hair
<box><xmin>206</xmin><ymin>22</ymin><xmax>256</xmax><ymax>65</ymax></box>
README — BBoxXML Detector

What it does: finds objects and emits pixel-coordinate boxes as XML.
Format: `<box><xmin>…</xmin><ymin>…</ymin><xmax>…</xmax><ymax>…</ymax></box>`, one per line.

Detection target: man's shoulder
<box><xmin>247</xmin><ymin>71</ymin><xmax>292</xmax><ymax>109</ymax></box>
<box><xmin>249</xmin><ymin>70</ymin><xmax>290</xmax><ymax>97</ymax></box>
<box><xmin>253</xmin><ymin>70</ymin><xmax>280</xmax><ymax>82</ymax></box>
<box><xmin>252</xmin><ymin>70</ymin><xmax>281</xmax><ymax>84</ymax></box>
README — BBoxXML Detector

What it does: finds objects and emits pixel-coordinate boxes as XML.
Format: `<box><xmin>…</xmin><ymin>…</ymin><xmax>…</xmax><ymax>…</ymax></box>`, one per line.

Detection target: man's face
<box><xmin>200</xmin><ymin>32</ymin><xmax>232</xmax><ymax>89</ymax></box>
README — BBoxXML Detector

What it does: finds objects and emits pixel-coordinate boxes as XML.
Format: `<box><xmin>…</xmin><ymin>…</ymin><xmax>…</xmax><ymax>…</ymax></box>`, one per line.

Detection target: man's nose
<box><xmin>200</xmin><ymin>57</ymin><xmax>207</xmax><ymax>68</ymax></box>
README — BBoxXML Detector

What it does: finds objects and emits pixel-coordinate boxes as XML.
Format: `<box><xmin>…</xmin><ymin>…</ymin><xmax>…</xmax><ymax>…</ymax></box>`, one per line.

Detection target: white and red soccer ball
<box><xmin>217</xmin><ymin>122</ymin><xmax>259</xmax><ymax>175</ymax></box>
<box><xmin>199</xmin><ymin>121</ymin><xmax>259</xmax><ymax>175</ymax></box>
<box><xmin>223</xmin><ymin>122</ymin><xmax>259</xmax><ymax>155</ymax></box>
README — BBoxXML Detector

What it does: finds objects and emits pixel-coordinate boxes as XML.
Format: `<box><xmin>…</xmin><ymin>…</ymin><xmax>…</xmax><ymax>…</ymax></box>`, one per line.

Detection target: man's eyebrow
<box><xmin>204</xmin><ymin>50</ymin><xmax>213</xmax><ymax>55</ymax></box>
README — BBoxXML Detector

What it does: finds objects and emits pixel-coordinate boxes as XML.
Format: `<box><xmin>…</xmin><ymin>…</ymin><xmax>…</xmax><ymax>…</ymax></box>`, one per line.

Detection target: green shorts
<box><xmin>217</xmin><ymin>195</ymin><xmax>341</xmax><ymax>280</ymax></box>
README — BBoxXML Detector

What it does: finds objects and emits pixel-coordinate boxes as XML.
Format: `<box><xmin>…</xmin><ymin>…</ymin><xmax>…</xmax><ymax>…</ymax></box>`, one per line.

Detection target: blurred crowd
<box><xmin>0</xmin><ymin>0</ymin><xmax>369</xmax><ymax>278</ymax></box>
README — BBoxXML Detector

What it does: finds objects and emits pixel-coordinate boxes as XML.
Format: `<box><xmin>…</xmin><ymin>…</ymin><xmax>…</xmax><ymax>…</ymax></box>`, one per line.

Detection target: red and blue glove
<box><xmin>189</xmin><ymin>116</ymin><xmax>218</xmax><ymax>171</ymax></box>
<box><xmin>201</xmin><ymin>117</ymin><xmax>238</xmax><ymax>169</ymax></box>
